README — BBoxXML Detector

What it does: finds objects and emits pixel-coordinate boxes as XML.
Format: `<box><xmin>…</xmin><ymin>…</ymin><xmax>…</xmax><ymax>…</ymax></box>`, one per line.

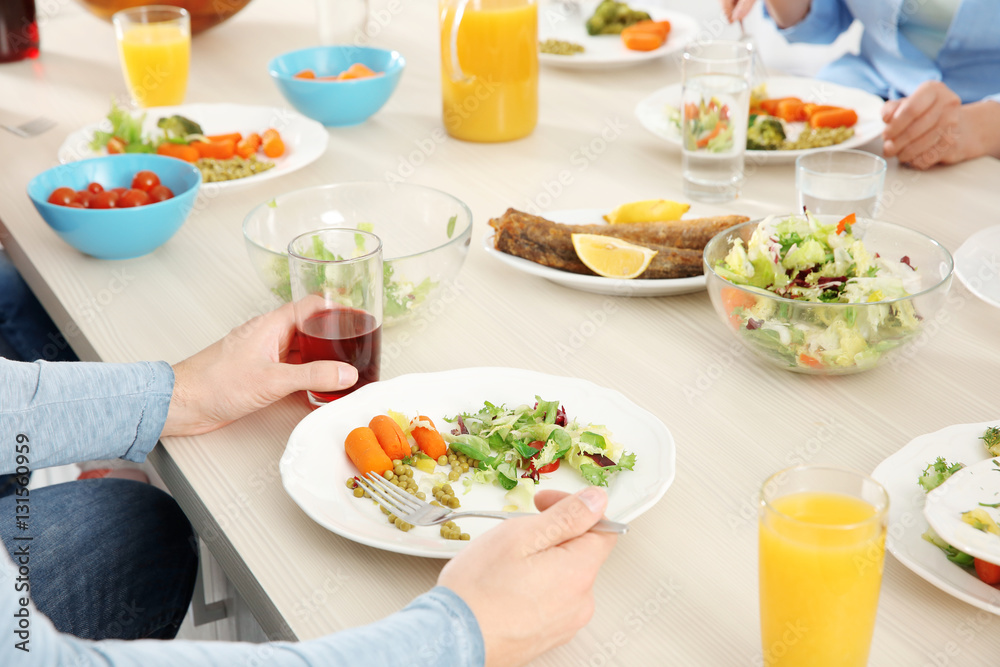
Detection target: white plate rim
<box><xmin>954</xmin><ymin>225</ymin><xmax>1000</xmax><ymax>310</ymax></box>
<box><xmin>538</xmin><ymin>6</ymin><xmax>699</xmax><ymax>70</ymax></box>
<box><xmin>280</xmin><ymin>366</ymin><xmax>676</xmax><ymax>558</ymax></box>
<box><xmin>634</xmin><ymin>75</ymin><xmax>886</xmax><ymax>162</ymax></box>
<box><xmin>871</xmin><ymin>419</ymin><xmax>1000</xmax><ymax>615</ymax></box>
<box><xmin>482</xmin><ymin>207</ymin><xmax>707</xmax><ymax>296</ymax></box>
<box><xmin>56</xmin><ymin>103</ymin><xmax>329</xmax><ymax>191</ymax></box>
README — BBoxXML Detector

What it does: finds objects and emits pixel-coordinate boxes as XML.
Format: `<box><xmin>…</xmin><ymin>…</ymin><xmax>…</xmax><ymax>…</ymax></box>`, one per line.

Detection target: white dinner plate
<box><xmin>954</xmin><ymin>225</ymin><xmax>1000</xmax><ymax>309</ymax></box>
<box><xmin>925</xmin><ymin>458</ymin><xmax>1000</xmax><ymax>564</ymax></box>
<box><xmin>635</xmin><ymin>76</ymin><xmax>886</xmax><ymax>163</ymax></box>
<box><xmin>483</xmin><ymin>208</ymin><xmax>707</xmax><ymax>297</ymax></box>
<box><xmin>871</xmin><ymin>420</ymin><xmax>1000</xmax><ymax>614</ymax></box>
<box><xmin>57</xmin><ymin>103</ymin><xmax>329</xmax><ymax>191</ymax></box>
<box><xmin>280</xmin><ymin>367</ymin><xmax>675</xmax><ymax>558</ymax></box>
<box><xmin>538</xmin><ymin>3</ymin><xmax>698</xmax><ymax>70</ymax></box>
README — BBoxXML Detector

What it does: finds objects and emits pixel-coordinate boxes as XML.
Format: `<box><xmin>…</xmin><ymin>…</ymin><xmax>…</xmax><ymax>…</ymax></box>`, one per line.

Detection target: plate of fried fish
<box><xmin>484</xmin><ymin>208</ymin><xmax>748</xmax><ymax>296</ymax></box>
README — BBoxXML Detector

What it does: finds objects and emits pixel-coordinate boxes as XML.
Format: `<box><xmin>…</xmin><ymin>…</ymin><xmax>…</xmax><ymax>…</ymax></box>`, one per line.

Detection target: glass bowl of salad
<box><xmin>243</xmin><ymin>182</ymin><xmax>473</xmax><ymax>327</ymax></box>
<box><xmin>703</xmin><ymin>213</ymin><xmax>953</xmax><ymax>374</ymax></box>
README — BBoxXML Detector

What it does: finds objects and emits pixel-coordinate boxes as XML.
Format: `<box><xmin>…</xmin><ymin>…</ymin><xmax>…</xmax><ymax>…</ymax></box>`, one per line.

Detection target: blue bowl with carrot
<box><xmin>268</xmin><ymin>46</ymin><xmax>405</xmax><ymax>127</ymax></box>
<box><xmin>26</xmin><ymin>154</ymin><xmax>201</xmax><ymax>260</ymax></box>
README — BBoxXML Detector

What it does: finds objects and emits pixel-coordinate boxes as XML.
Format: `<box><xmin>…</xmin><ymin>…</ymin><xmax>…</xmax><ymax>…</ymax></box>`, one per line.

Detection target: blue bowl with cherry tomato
<box><xmin>26</xmin><ymin>154</ymin><xmax>201</xmax><ymax>260</ymax></box>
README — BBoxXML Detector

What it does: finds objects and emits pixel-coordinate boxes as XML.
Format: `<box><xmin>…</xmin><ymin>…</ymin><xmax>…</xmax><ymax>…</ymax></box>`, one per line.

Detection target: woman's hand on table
<box><xmin>162</xmin><ymin>302</ymin><xmax>358</xmax><ymax>437</ymax></box>
<box><xmin>438</xmin><ymin>487</ymin><xmax>618</xmax><ymax>667</ymax></box>
<box><xmin>882</xmin><ymin>81</ymin><xmax>1000</xmax><ymax>169</ymax></box>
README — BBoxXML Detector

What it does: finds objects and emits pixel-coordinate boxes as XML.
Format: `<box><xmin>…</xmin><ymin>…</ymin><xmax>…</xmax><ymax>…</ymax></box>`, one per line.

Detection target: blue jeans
<box><xmin>0</xmin><ymin>478</ymin><xmax>197</xmax><ymax>639</ymax></box>
<box><xmin>0</xmin><ymin>249</ymin><xmax>78</xmax><ymax>362</ymax></box>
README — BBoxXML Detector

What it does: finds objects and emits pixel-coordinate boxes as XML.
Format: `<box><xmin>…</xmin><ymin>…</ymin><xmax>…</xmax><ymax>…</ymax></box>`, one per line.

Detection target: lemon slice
<box><xmin>571</xmin><ymin>234</ymin><xmax>657</xmax><ymax>279</ymax></box>
<box><xmin>603</xmin><ymin>199</ymin><xmax>690</xmax><ymax>224</ymax></box>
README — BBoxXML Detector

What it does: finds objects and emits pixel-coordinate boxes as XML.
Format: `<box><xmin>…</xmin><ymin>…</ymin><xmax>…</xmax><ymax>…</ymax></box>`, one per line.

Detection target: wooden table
<box><xmin>2</xmin><ymin>1</ymin><xmax>1000</xmax><ymax>663</ymax></box>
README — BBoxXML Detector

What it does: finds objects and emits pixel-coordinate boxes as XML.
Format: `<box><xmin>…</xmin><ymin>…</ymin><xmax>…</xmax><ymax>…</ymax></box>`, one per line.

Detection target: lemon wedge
<box><xmin>603</xmin><ymin>199</ymin><xmax>690</xmax><ymax>224</ymax></box>
<box><xmin>571</xmin><ymin>234</ymin><xmax>657</xmax><ymax>279</ymax></box>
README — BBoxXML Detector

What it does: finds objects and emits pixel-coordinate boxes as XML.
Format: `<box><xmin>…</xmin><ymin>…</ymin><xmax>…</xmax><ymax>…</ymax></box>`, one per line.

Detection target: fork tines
<box><xmin>358</xmin><ymin>472</ymin><xmax>420</xmax><ymax>515</ymax></box>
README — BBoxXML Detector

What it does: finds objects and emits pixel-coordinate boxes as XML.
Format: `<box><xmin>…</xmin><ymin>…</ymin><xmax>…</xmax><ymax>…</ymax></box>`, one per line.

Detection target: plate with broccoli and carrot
<box><xmin>635</xmin><ymin>76</ymin><xmax>886</xmax><ymax>162</ymax></box>
<box><xmin>57</xmin><ymin>102</ymin><xmax>328</xmax><ymax>190</ymax></box>
<box><xmin>280</xmin><ymin>367</ymin><xmax>675</xmax><ymax>558</ymax></box>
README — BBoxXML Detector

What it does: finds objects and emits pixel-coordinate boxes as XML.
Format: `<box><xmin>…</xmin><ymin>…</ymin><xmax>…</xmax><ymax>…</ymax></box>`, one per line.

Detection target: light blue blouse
<box><xmin>0</xmin><ymin>359</ymin><xmax>485</xmax><ymax>666</ymax></box>
<box><xmin>768</xmin><ymin>0</ymin><xmax>1000</xmax><ymax>104</ymax></box>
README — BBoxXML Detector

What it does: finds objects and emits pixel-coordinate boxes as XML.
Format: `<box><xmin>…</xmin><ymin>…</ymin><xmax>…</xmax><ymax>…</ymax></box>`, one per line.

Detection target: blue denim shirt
<box><xmin>0</xmin><ymin>359</ymin><xmax>485</xmax><ymax>666</ymax></box>
<box><xmin>768</xmin><ymin>0</ymin><xmax>1000</xmax><ymax>104</ymax></box>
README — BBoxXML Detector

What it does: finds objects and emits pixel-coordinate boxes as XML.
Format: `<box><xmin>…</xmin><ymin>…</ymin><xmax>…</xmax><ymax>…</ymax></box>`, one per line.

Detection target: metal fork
<box><xmin>358</xmin><ymin>472</ymin><xmax>630</xmax><ymax>534</ymax></box>
<box><xmin>2</xmin><ymin>116</ymin><xmax>55</xmax><ymax>138</ymax></box>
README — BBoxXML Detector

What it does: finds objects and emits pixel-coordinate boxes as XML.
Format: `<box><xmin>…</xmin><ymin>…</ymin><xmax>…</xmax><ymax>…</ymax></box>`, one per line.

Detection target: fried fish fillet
<box><xmin>488</xmin><ymin>209</ymin><xmax>748</xmax><ymax>279</ymax></box>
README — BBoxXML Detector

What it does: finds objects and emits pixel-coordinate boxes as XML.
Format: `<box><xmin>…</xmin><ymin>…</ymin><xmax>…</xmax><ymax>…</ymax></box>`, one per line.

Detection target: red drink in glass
<box><xmin>298</xmin><ymin>307</ymin><xmax>381</xmax><ymax>402</ymax></box>
<box><xmin>0</xmin><ymin>0</ymin><xmax>39</xmax><ymax>63</ymax></box>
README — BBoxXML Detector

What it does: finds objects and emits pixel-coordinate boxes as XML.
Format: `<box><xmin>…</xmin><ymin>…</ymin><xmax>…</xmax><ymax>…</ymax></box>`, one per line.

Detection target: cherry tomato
<box><xmin>119</xmin><ymin>189</ymin><xmax>151</xmax><ymax>208</ymax></box>
<box><xmin>147</xmin><ymin>184</ymin><xmax>174</xmax><ymax>203</ymax></box>
<box><xmin>975</xmin><ymin>558</ymin><xmax>1000</xmax><ymax>585</ymax></box>
<box><xmin>131</xmin><ymin>170</ymin><xmax>160</xmax><ymax>192</ymax></box>
<box><xmin>527</xmin><ymin>440</ymin><xmax>560</xmax><ymax>474</ymax></box>
<box><xmin>72</xmin><ymin>190</ymin><xmax>93</xmax><ymax>208</ymax></box>
<box><xmin>86</xmin><ymin>182</ymin><xmax>104</xmax><ymax>194</ymax></box>
<box><xmin>90</xmin><ymin>191</ymin><xmax>120</xmax><ymax>209</ymax></box>
<box><xmin>66</xmin><ymin>202</ymin><xmax>85</xmax><ymax>208</ymax></box>
<box><xmin>106</xmin><ymin>137</ymin><xmax>126</xmax><ymax>154</ymax></box>
<box><xmin>110</xmin><ymin>187</ymin><xmax>128</xmax><ymax>196</ymax></box>
<box><xmin>47</xmin><ymin>187</ymin><xmax>76</xmax><ymax>206</ymax></box>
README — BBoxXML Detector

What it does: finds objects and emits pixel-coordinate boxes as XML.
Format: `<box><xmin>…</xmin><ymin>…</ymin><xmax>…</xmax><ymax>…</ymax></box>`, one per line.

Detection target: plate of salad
<box><xmin>634</xmin><ymin>76</ymin><xmax>885</xmax><ymax>162</ymax></box>
<box><xmin>538</xmin><ymin>1</ymin><xmax>699</xmax><ymax>70</ymax></box>
<box><xmin>57</xmin><ymin>102</ymin><xmax>328</xmax><ymax>190</ymax></box>
<box><xmin>280</xmin><ymin>367</ymin><xmax>675</xmax><ymax>558</ymax></box>
<box><xmin>871</xmin><ymin>421</ymin><xmax>1000</xmax><ymax>615</ymax></box>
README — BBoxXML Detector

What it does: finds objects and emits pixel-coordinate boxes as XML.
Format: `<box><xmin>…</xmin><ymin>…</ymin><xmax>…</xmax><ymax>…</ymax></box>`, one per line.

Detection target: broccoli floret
<box><xmin>586</xmin><ymin>1</ymin><xmax>651</xmax><ymax>35</ymax></box>
<box><xmin>157</xmin><ymin>114</ymin><xmax>204</xmax><ymax>141</ymax></box>
<box><xmin>746</xmin><ymin>116</ymin><xmax>785</xmax><ymax>150</ymax></box>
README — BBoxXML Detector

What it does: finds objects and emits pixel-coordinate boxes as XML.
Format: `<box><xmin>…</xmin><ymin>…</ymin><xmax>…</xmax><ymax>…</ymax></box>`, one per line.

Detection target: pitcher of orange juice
<box><xmin>439</xmin><ymin>0</ymin><xmax>538</xmax><ymax>142</ymax></box>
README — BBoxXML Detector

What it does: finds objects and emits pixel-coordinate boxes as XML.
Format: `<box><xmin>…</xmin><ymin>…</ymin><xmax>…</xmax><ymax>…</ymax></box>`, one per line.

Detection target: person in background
<box><xmin>0</xmin><ymin>303</ymin><xmax>616</xmax><ymax>666</ymax></box>
<box><xmin>723</xmin><ymin>0</ymin><xmax>1000</xmax><ymax>169</ymax></box>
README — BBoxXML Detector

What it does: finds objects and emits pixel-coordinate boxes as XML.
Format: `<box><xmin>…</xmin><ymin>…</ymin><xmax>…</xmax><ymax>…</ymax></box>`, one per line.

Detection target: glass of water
<box><xmin>681</xmin><ymin>41</ymin><xmax>753</xmax><ymax>203</ymax></box>
<box><xmin>796</xmin><ymin>150</ymin><xmax>887</xmax><ymax>218</ymax></box>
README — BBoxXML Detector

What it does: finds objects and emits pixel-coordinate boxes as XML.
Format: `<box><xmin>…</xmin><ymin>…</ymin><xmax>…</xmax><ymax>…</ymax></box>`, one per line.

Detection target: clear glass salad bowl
<box><xmin>243</xmin><ymin>182</ymin><xmax>473</xmax><ymax>328</ymax></box>
<box><xmin>703</xmin><ymin>216</ymin><xmax>953</xmax><ymax>375</ymax></box>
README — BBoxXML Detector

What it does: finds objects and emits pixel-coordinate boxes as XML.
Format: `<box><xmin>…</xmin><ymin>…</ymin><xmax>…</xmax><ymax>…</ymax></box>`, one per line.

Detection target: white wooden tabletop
<box><xmin>2</xmin><ymin>1</ymin><xmax>1000</xmax><ymax>664</ymax></box>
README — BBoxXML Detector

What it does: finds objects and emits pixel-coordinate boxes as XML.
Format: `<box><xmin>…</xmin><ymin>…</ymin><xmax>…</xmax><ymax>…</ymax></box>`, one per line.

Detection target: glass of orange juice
<box><xmin>758</xmin><ymin>466</ymin><xmax>889</xmax><ymax>667</ymax></box>
<box><xmin>439</xmin><ymin>0</ymin><xmax>537</xmax><ymax>142</ymax></box>
<box><xmin>112</xmin><ymin>5</ymin><xmax>191</xmax><ymax>108</ymax></box>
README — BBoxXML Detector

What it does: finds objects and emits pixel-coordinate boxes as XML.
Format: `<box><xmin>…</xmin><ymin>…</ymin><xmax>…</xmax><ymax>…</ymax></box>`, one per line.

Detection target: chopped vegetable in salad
<box><xmin>682</xmin><ymin>98</ymin><xmax>734</xmax><ymax>153</ymax></box>
<box><xmin>714</xmin><ymin>212</ymin><xmax>924</xmax><ymax>371</ymax></box>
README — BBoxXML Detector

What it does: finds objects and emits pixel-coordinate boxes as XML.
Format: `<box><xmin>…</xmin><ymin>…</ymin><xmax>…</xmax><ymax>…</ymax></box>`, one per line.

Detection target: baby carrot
<box><xmin>345</xmin><ymin>426</ymin><xmax>393</xmax><ymax>477</ymax></box>
<box><xmin>205</xmin><ymin>132</ymin><xmax>242</xmax><ymax>144</ymax></box>
<box><xmin>236</xmin><ymin>132</ymin><xmax>261</xmax><ymax>159</ymax></box>
<box><xmin>760</xmin><ymin>97</ymin><xmax>801</xmax><ymax>116</ymax></box>
<box><xmin>776</xmin><ymin>99</ymin><xmax>807</xmax><ymax>122</ymax></box>
<box><xmin>810</xmin><ymin>108</ymin><xmax>858</xmax><ymax>128</ymax></box>
<box><xmin>156</xmin><ymin>142</ymin><xmax>199</xmax><ymax>163</ymax></box>
<box><xmin>191</xmin><ymin>138</ymin><xmax>236</xmax><ymax>160</ymax></box>
<box><xmin>369</xmin><ymin>415</ymin><xmax>410</xmax><ymax>461</ymax></box>
<box><xmin>261</xmin><ymin>128</ymin><xmax>285</xmax><ymax>158</ymax></box>
<box><xmin>621</xmin><ymin>25</ymin><xmax>664</xmax><ymax>51</ymax></box>
<box><xmin>410</xmin><ymin>416</ymin><xmax>448</xmax><ymax>460</ymax></box>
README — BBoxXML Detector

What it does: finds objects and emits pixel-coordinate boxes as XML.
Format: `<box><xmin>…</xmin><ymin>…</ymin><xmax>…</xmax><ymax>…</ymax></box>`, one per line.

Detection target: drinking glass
<box><xmin>758</xmin><ymin>466</ymin><xmax>889</xmax><ymax>667</ymax></box>
<box><xmin>288</xmin><ymin>229</ymin><xmax>383</xmax><ymax>406</ymax></box>
<box><xmin>681</xmin><ymin>40</ymin><xmax>753</xmax><ymax>203</ymax></box>
<box><xmin>0</xmin><ymin>0</ymin><xmax>39</xmax><ymax>63</ymax></box>
<box><xmin>316</xmin><ymin>0</ymin><xmax>369</xmax><ymax>45</ymax></box>
<box><xmin>796</xmin><ymin>150</ymin><xmax>888</xmax><ymax>218</ymax></box>
<box><xmin>439</xmin><ymin>0</ymin><xmax>538</xmax><ymax>142</ymax></box>
<box><xmin>112</xmin><ymin>5</ymin><xmax>190</xmax><ymax>107</ymax></box>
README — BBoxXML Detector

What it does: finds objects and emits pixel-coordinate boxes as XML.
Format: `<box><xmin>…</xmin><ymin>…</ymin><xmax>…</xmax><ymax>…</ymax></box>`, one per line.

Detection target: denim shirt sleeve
<box><xmin>0</xmin><ymin>359</ymin><xmax>174</xmax><ymax>473</ymax></box>
<box><xmin>0</xmin><ymin>564</ymin><xmax>486</xmax><ymax>667</ymax></box>
<box><xmin>764</xmin><ymin>0</ymin><xmax>855</xmax><ymax>45</ymax></box>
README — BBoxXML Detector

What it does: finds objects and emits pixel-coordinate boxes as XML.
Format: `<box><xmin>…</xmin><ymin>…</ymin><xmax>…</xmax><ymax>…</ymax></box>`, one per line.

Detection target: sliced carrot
<box><xmin>759</xmin><ymin>97</ymin><xmax>801</xmax><ymax>116</ymax></box>
<box><xmin>799</xmin><ymin>354</ymin><xmax>824</xmax><ymax>369</ymax></box>
<box><xmin>345</xmin><ymin>63</ymin><xmax>377</xmax><ymax>78</ymax></box>
<box><xmin>191</xmin><ymin>138</ymin><xmax>236</xmax><ymax>160</ymax></box>
<box><xmin>156</xmin><ymin>142</ymin><xmax>199</xmax><ymax>163</ymax></box>
<box><xmin>369</xmin><ymin>415</ymin><xmax>410</xmax><ymax>461</ymax></box>
<box><xmin>236</xmin><ymin>132</ymin><xmax>261</xmax><ymax>159</ymax></box>
<box><xmin>205</xmin><ymin>132</ymin><xmax>242</xmax><ymax>144</ymax></box>
<box><xmin>345</xmin><ymin>426</ymin><xmax>393</xmax><ymax>477</ymax></box>
<box><xmin>294</xmin><ymin>69</ymin><xmax>317</xmax><ymax>79</ymax></box>
<box><xmin>836</xmin><ymin>213</ymin><xmax>856</xmax><ymax>235</ymax></box>
<box><xmin>720</xmin><ymin>286</ymin><xmax>757</xmax><ymax>329</ymax></box>
<box><xmin>626</xmin><ymin>19</ymin><xmax>671</xmax><ymax>40</ymax></box>
<box><xmin>776</xmin><ymin>99</ymin><xmax>807</xmax><ymax>123</ymax></box>
<box><xmin>410</xmin><ymin>416</ymin><xmax>447</xmax><ymax>460</ymax></box>
<box><xmin>696</xmin><ymin>120</ymin><xmax>727</xmax><ymax>149</ymax></box>
<box><xmin>810</xmin><ymin>108</ymin><xmax>858</xmax><ymax>128</ymax></box>
<box><xmin>622</xmin><ymin>24</ymin><xmax>665</xmax><ymax>51</ymax></box>
<box><xmin>261</xmin><ymin>128</ymin><xmax>285</xmax><ymax>158</ymax></box>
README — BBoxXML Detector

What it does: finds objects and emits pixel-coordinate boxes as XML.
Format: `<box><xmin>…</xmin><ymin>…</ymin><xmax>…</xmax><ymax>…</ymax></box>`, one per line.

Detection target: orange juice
<box><xmin>440</xmin><ymin>0</ymin><xmax>537</xmax><ymax>142</ymax></box>
<box><xmin>117</xmin><ymin>23</ymin><xmax>190</xmax><ymax>107</ymax></box>
<box><xmin>759</xmin><ymin>491</ymin><xmax>885</xmax><ymax>667</ymax></box>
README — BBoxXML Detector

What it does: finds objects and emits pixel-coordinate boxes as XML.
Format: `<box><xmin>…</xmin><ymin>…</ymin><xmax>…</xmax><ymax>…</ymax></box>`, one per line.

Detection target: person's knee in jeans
<box><xmin>0</xmin><ymin>249</ymin><xmax>78</xmax><ymax>362</ymax></box>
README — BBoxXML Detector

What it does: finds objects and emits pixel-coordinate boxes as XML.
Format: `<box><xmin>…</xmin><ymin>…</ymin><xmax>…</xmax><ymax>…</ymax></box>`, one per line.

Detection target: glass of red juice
<box><xmin>288</xmin><ymin>228</ymin><xmax>383</xmax><ymax>407</ymax></box>
<box><xmin>0</xmin><ymin>0</ymin><xmax>39</xmax><ymax>63</ymax></box>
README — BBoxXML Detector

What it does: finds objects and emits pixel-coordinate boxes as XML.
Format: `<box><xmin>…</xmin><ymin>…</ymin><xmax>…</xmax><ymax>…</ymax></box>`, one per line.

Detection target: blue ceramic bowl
<box><xmin>27</xmin><ymin>154</ymin><xmax>201</xmax><ymax>260</ymax></box>
<box><xmin>268</xmin><ymin>46</ymin><xmax>405</xmax><ymax>127</ymax></box>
